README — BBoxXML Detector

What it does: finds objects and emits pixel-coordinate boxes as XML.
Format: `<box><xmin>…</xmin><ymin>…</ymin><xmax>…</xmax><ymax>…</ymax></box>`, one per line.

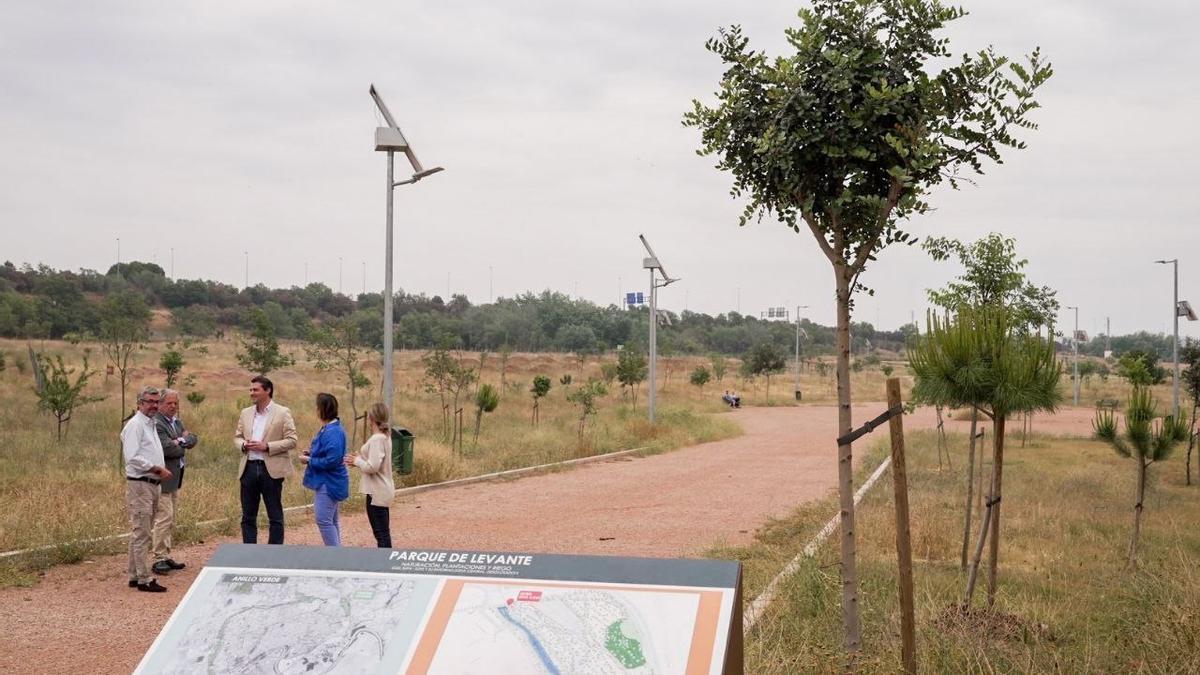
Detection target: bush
<box><xmin>690</xmin><ymin>366</ymin><xmax>712</xmax><ymax>388</ymax></box>
<box><xmin>186</xmin><ymin>391</ymin><xmax>206</xmax><ymax>407</ymax></box>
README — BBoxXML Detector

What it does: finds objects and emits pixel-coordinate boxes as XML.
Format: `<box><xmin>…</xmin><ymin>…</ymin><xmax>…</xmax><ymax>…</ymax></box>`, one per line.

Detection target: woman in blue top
<box><xmin>299</xmin><ymin>393</ymin><xmax>350</xmax><ymax>546</ymax></box>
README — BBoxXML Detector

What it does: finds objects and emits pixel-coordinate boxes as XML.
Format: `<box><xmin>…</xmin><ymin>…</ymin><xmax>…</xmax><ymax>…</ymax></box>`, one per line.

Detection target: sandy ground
<box><xmin>0</xmin><ymin>404</ymin><xmax>1097</xmax><ymax>674</ymax></box>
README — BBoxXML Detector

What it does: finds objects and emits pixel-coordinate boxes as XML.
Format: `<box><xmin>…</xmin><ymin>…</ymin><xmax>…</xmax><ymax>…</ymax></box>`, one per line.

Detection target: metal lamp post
<box><xmin>1067</xmin><ymin>305</ymin><xmax>1079</xmax><ymax>405</ymax></box>
<box><xmin>370</xmin><ymin>84</ymin><xmax>445</xmax><ymax>417</ymax></box>
<box><xmin>794</xmin><ymin>305</ymin><xmax>810</xmax><ymax>399</ymax></box>
<box><xmin>639</xmin><ymin>234</ymin><xmax>678</xmax><ymax>424</ymax></box>
<box><xmin>1155</xmin><ymin>259</ymin><xmax>1197</xmax><ymax>419</ymax></box>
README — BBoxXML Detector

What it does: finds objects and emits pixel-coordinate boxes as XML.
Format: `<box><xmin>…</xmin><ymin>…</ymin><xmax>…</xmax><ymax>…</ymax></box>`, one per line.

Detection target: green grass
<box><xmin>714</xmin><ymin>429</ymin><xmax>1200</xmax><ymax>673</ymax></box>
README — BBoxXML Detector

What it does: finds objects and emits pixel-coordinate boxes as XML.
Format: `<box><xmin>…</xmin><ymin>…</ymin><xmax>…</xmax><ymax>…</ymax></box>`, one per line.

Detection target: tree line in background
<box><xmin>0</xmin><ymin>259</ymin><xmax>903</xmax><ymax>357</ymax></box>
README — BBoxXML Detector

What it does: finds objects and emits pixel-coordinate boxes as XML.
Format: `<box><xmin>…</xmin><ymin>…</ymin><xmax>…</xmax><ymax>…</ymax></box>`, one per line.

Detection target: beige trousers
<box><xmin>126</xmin><ymin>480</ymin><xmax>160</xmax><ymax>583</ymax></box>
<box><xmin>151</xmin><ymin>489</ymin><xmax>178</xmax><ymax>561</ymax></box>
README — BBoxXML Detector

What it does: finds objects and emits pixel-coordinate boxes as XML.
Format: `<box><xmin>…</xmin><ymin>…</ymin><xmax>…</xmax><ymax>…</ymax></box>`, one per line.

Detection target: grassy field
<box><xmin>718</xmin><ymin>426</ymin><xmax>1200</xmax><ymax>673</ymax></box>
<box><xmin>0</xmin><ymin>336</ymin><xmax>775</xmax><ymax>583</ymax></box>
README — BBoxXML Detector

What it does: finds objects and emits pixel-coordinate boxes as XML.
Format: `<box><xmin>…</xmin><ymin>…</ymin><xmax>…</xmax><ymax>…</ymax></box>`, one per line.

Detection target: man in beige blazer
<box><xmin>234</xmin><ymin>375</ymin><xmax>297</xmax><ymax>544</ymax></box>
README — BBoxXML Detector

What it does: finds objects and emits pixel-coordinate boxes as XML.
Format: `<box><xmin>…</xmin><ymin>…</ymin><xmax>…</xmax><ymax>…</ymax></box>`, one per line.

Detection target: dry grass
<box><xmin>718</xmin><ymin>428</ymin><xmax>1200</xmax><ymax>673</ymax></box>
<box><xmin>0</xmin><ymin>337</ymin><xmax>745</xmax><ymax>584</ymax></box>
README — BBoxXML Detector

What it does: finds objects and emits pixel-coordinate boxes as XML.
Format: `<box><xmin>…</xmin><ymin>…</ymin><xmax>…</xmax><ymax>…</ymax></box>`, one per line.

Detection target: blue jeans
<box><xmin>314</xmin><ymin>485</ymin><xmax>341</xmax><ymax>546</ymax></box>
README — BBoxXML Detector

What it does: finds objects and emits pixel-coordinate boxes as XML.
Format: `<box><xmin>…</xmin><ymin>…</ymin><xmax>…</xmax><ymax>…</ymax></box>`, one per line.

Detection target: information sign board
<box><xmin>135</xmin><ymin>544</ymin><xmax>743</xmax><ymax>675</ymax></box>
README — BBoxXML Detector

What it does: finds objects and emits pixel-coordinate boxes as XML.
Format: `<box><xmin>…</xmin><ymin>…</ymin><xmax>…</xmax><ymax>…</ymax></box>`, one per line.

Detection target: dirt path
<box><xmin>0</xmin><ymin>404</ymin><xmax>1097</xmax><ymax>674</ymax></box>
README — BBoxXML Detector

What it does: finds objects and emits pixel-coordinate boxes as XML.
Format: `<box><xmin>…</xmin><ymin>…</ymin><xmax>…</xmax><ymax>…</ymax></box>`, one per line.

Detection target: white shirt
<box><xmin>122</xmin><ymin>411</ymin><xmax>164</xmax><ymax>479</ymax></box>
<box><xmin>248</xmin><ymin>402</ymin><xmax>272</xmax><ymax>461</ymax></box>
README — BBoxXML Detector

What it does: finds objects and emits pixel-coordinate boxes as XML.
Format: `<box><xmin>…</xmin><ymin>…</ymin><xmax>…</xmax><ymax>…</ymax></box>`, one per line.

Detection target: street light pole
<box><xmin>1156</xmin><ymin>259</ymin><xmax>1181</xmax><ymax>418</ymax></box>
<box><xmin>370</xmin><ymin>84</ymin><xmax>445</xmax><ymax>420</ymax></box>
<box><xmin>1067</xmin><ymin>305</ymin><xmax>1080</xmax><ymax>406</ymax></box>
<box><xmin>648</xmin><ymin>265</ymin><xmax>657</xmax><ymax>423</ymax></box>
<box><xmin>794</xmin><ymin>304</ymin><xmax>810</xmax><ymax>397</ymax></box>
<box><xmin>244</xmin><ymin>251</ymin><xmax>249</xmax><ymax>289</ymax></box>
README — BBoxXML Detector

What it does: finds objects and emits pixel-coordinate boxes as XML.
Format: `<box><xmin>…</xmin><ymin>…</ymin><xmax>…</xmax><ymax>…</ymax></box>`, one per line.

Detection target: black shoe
<box><xmin>164</xmin><ymin>558</ymin><xmax>186</xmax><ymax>570</ymax></box>
<box><xmin>137</xmin><ymin>580</ymin><xmax>168</xmax><ymax>593</ymax></box>
<box><xmin>152</xmin><ymin>561</ymin><xmax>172</xmax><ymax>574</ymax></box>
<box><xmin>128</xmin><ymin>579</ymin><xmax>138</xmax><ymax>588</ymax></box>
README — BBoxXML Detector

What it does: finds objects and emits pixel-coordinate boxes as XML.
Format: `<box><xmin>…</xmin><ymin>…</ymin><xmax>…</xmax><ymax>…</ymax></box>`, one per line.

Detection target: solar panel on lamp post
<box><xmin>639</xmin><ymin>234</ymin><xmax>678</xmax><ymax>424</ymax></box>
<box><xmin>370</xmin><ymin>84</ymin><xmax>445</xmax><ymax>419</ymax></box>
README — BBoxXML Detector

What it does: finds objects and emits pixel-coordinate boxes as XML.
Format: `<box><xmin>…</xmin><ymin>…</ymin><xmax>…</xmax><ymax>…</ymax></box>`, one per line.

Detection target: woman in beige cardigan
<box><xmin>344</xmin><ymin>403</ymin><xmax>395</xmax><ymax>548</ymax></box>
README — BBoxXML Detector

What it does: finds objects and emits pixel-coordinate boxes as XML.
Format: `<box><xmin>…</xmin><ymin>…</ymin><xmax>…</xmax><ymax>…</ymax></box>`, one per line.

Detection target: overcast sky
<box><xmin>2</xmin><ymin>0</ymin><xmax>1198</xmax><ymax>338</ymax></box>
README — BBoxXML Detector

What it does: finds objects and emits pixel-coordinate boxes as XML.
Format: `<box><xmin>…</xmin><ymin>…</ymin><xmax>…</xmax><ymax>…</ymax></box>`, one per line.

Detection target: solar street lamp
<box><xmin>371</xmin><ymin>84</ymin><xmax>445</xmax><ymax>415</ymax></box>
<box><xmin>640</xmin><ymin>234</ymin><xmax>678</xmax><ymax>424</ymax></box>
<box><xmin>1155</xmin><ymin>259</ymin><xmax>1196</xmax><ymax>418</ymax></box>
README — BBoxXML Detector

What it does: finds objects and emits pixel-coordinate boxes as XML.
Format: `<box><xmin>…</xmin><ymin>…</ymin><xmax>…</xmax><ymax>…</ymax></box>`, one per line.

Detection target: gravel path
<box><xmin>0</xmin><ymin>404</ymin><xmax>1096</xmax><ymax>674</ymax></box>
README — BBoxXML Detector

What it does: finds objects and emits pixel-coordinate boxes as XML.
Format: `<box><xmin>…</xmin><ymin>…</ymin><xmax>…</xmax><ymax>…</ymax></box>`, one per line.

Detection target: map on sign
<box><xmin>424</xmin><ymin>582</ymin><xmax>699</xmax><ymax>674</ymax></box>
<box><xmin>139</xmin><ymin>570</ymin><xmax>440</xmax><ymax>674</ymax></box>
<box><xmin>135</xmin><ymin>545</ymin><xmax>742</xmax><ymax>675</ymax></box>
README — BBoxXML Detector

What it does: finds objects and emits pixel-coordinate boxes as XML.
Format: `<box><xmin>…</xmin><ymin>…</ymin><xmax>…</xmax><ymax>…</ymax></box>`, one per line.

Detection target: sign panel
<box><xmin>135</xmin><ymin>544</ymin><xmax>742</xmax><ymax>675</ymax></box>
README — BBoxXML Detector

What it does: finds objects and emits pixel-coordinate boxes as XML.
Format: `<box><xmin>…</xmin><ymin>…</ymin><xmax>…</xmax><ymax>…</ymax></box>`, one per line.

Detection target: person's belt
<box><xmin>126</xmin><ymin>475</ymin><xmax>161</xmax><ymax>485</ymax></box>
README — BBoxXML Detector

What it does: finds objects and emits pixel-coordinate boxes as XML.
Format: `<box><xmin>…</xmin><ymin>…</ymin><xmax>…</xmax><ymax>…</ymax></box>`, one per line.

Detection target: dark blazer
<box><xmin>155</xmin><ymin>413</ymin><xmax>197</xmax><ymax>493</ymax></box>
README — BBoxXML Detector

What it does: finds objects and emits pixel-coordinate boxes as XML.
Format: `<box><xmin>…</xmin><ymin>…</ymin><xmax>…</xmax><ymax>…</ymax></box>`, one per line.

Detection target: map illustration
<box><xmin>156</xmin><ymin>573</ymin><xmax>422</xmax><ymax>674</ymax></box>
<box><xmin>426</xmin><ymin>583</ymin><xmax>701</xmax><ymax>674</ymax></box>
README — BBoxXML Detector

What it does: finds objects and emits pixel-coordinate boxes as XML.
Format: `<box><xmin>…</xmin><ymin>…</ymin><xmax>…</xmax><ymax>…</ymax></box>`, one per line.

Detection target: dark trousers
<box><xmin>365</xmin><ymin>495</ymin><xmax>392</xmax><ymax>548</ymax></box>
<box><xmin>240</xmin><ymin>460</ymin><xmax>285</xmax><ymax>544</ymax></box>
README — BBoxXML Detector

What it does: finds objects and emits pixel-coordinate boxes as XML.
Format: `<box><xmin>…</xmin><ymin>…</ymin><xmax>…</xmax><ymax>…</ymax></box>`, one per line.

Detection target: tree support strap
<box><xmin>837</xmin><ymin>405</ymin><xmax>904</xmax><ymax>447</ymax></box>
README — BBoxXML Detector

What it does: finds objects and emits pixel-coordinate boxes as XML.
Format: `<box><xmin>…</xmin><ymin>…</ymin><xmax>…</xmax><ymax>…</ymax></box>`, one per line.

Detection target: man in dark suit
<box><xmin>152</xmin><ymin>388</ymin><xmax>198</xmax><ymax>575</ymax></box>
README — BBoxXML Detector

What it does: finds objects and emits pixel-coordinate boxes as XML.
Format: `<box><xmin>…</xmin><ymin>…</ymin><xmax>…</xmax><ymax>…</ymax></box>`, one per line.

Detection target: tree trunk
<box><xmin>986</xmin><ymin>415</ymin><xmax>1007</xmax><ymax>609</ymax></box>
<box><xmin>473</xmin><ymin>408</ymin><xmax>483</xmax><ymax>448</ymax></box>
<box><xmin>833</xmin><ymin>265</ymin><xmax>862</xmax><ymax>652</ymax></box>
<box><xmin>964</xmin><ymin>432</ymin><xmax>998</xmax><ymax>606</ymax></box>
<box><xmin>1128</xmin><ymin>459</ymin><xmax>1147</xmax><ymax>569</ymax></box>
<box><xmin>1188</xmin><ymin>400</ymin><xmax>1197</xmax><ymax>486</ymax></box>
<box><xmin>961</xmin><ymin>411</ymin><xmax>978</xmax><ymax>572</ymax></box>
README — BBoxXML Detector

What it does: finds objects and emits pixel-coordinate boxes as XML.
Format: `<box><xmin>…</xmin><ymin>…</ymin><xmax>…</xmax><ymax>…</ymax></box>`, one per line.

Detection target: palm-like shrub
<box><xmin>1094</xmin><ymin>386</ymin><xmax>1188</xmax><ymax>568</ymax></box>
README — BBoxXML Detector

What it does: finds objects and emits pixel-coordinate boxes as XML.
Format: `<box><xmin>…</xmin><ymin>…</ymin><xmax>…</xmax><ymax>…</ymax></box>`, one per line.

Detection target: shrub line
<box><xmin>0</xmin><ymin>445</ymin><xmax>650</xmax><ymax>561</ymax></box>
<box><xmin>742</xmin><ymin>454</ymin><xmax>894</xmax><ymax>634</ymax></box>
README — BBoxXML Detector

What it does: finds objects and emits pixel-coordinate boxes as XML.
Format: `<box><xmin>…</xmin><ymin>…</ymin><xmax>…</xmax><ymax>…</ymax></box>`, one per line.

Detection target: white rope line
<box><xmin>0</xmin><ymin>446</ymin><xmax>649</xmax><ymax>560</ymax></box>
<box><xmin>742</xmin><ymin>455</ymin><xmax>893</xmax><ymax>634</ymax></box>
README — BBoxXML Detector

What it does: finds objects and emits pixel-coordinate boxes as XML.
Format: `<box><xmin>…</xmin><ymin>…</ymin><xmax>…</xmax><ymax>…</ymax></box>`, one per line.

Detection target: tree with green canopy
<box><xmin>530</xmin><ymin>375</ymin><xmax>552</xmax><ymax>426</ymax></box>
<box><xmin>236</xmin><ymin>308</ymin><xmax>294</xmax><ymax>375</ymax></box>
<box><xmin>1094</xmin><ymin>386</ymin><xmax>1188</xmax><ymax>568</ymax></box>
<box><xmin>306</xmin><ymin>318</ymin><xmax>372</xmax><ymax>445</ymax></box>
<box><xmin>34</xmin><ymin>352</ymin><xmax>104</xmax><ymax>440</ymax></box>
<box><xmin>744</xmin><ymin>342</ymin><xmax>787</xmax><ymax>402</ymax></box>
<box><xmin>472</xmin><ymin>383</ymin><xmax>500</xmax><ymax>448</ymax></box>
<box><xmin>98</xmin><ymin>289</ymin><xmax>151</xmax><ymax>423</ymax></box>
<box><xmin>923</xmin><ymin>232</ymin><xmax>1059</xmax><ymax>570</ymax></box>
<box><xmin>686</xmin><ymin>0</ymin><xmax>1051</xmax><ymax>647</ymax></box>
<box><xmin>909</xmin><ymin>306</ymin><xmax>1061</xmax><ymax>608</ymax></box>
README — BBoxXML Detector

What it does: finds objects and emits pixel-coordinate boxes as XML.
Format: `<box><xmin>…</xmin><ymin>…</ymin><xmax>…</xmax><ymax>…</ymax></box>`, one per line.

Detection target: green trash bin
<box><xmin>391</xmin><ymin>428</ymin><xmax>414</xmax><ymax>475</ymax></box>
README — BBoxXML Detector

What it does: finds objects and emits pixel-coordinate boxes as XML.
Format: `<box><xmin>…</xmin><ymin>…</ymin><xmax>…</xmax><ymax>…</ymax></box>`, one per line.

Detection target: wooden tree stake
<box><xmin>887</xmin><ymin>378</ymin><xmax>917</xmax><ymax>674</ymax></box>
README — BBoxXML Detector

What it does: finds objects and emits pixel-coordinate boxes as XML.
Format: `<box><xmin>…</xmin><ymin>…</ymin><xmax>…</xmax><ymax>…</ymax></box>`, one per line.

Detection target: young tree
<box><xmin>99</xmin><ymin>289</ymin><xmax>151</xmax><ymax>422</ymax></box>
<box><xmin>909</xmin><ymin>307</ymin><xmax>1061</xmax><ymax>609</ymax></box>
<box><xmin>499</xmin><ymin>344</ymin><xmax>513</xmax><ymax>388</ymax></box>
<box><xmin>446</xmin><ymin>356</ymin><xmax>478</xmax><ymax>452</ymax></box>
<box><xmin>745</xmin><ymin>342</ymin><xmax>787</xmax><ymax>402</ymax></box>
<box><xmin>616</xmin><ymin>348</ymin><xmax>648</xmax><ymax>403</ymax></box>
<box><xmin>924</xmin><ymin>233</ymin><xmax>1059</xmax><ymax>570</ymax></box>
<box><xmin>566</xmin><ymin>380</ymin><xmax>608</xmax><ymax>437</ymax></box>
<box><xmin>33</xmin><ymin>353</ymin><xmax>104</xmax><ymax>440</ymax></box>
<box><xmin>236</xmin><ymin>308</ymin><xmax>294</xmax><ymax>375</ymax></box>
<box><xmin>186</xmin><ymin>390</ymin><xmax>206</xmax><ymax>407</ymax></box>
<box><xmin>690</xmin><ymin>365</ymin><xmax>712</xmax><ymax>389</ymax></box>
<box><xmin>1094</xmin><ymin>387</ymin><xmax>1188</xmax><ymax>568</ymax></box>
<box><xmin>1181</xmin><ymin>340</ymin><xmax>1200</xmax><ymax>485</ymax></box>
<box><xmin>423</xmin><ymin>346</ymin><xmax>456</xmax><ymax>439</ymax></box>
<box><xmin>473</xmin><ymin>383</ymin><xmax>500</xmax><ymax>448</ymax></box>
<box><xmin>530</xmin><ymin>375</ymin><xmax>552</xmax><ymax>426</ymax></box>
<box><xmin>159</xmin><ymin>344</ymin><xmax>186</xmax><ymax>389</ymax></box>
<box><xmin>306</xmin><ymin>318</ymin><xmax>372</xmax><ymax>445</ymax></box>
<box><xmin>709</xmin><ymin>353</ymin><xmax>727</xmax><ymax>383</ymax></box>
<box><xmin>924</xmin><ymin>233</ymin><xmax>1060</xmax><ymax>330</ymax></box>
<box><xmin>686</xmin><ymin>1</ymin><xmax>1050</xmax><ymax>648</ymax></box>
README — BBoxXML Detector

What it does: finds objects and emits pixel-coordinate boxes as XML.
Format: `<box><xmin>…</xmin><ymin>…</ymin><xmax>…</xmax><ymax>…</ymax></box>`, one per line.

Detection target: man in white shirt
<box><xmin>121</xmin><ymin>386</ymin><xmax>173</xmax><ymax>593</ymax></box>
